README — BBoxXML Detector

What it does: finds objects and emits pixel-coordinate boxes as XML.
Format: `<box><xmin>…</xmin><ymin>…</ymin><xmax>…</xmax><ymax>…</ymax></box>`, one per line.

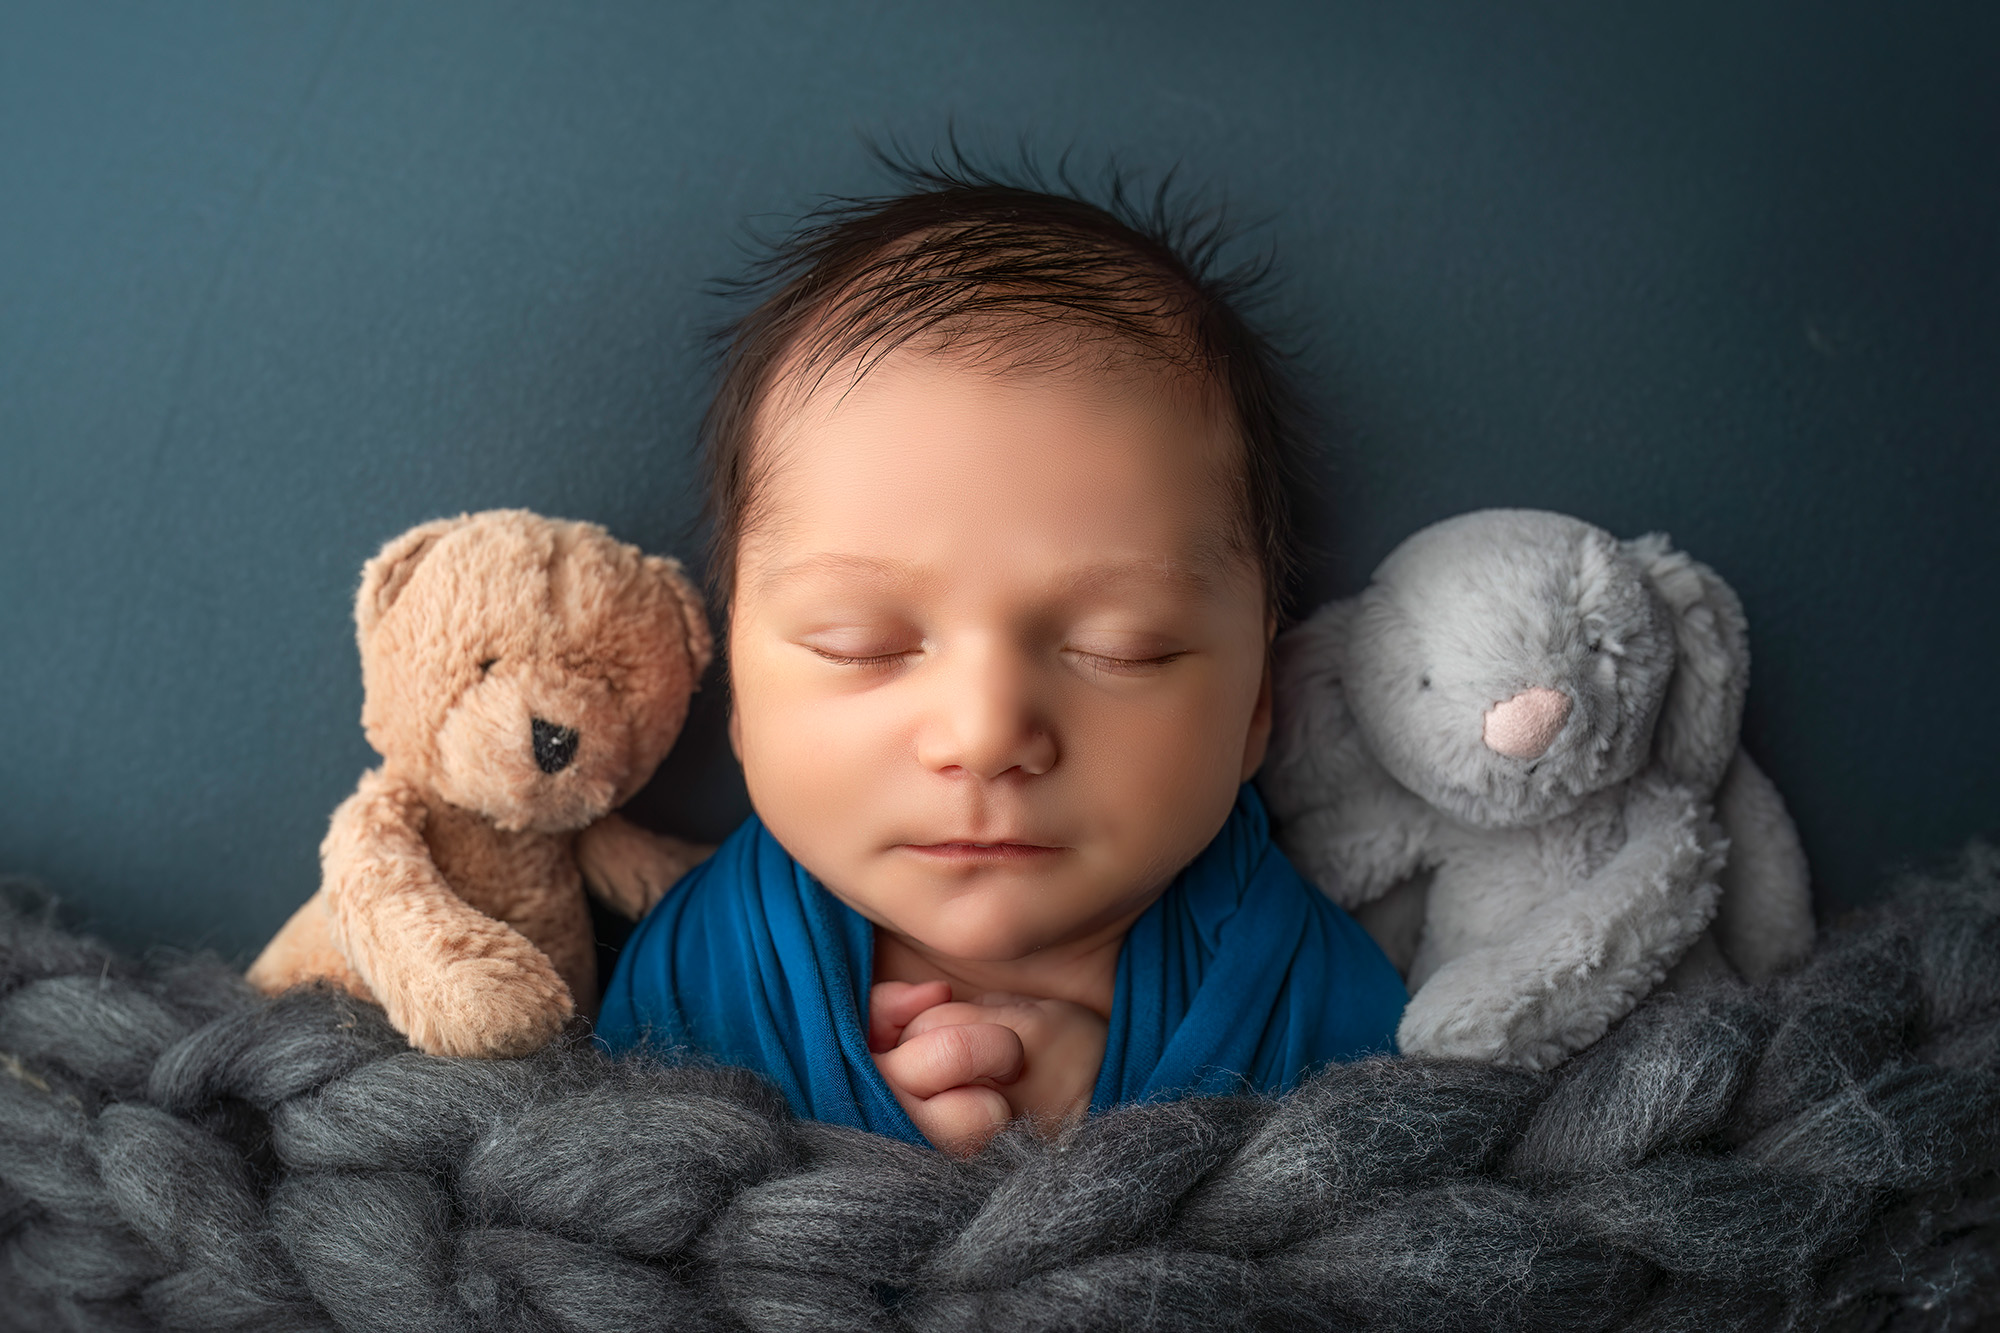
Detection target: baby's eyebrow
<box><xmin>1055</xmin><ymin>556</ymin><xmax>1224</xmax><ymax>599</ymax></box>
<box><xmin>754</xmin><ymin>552</ymin><xmax>936</xmax><ymax>595</ymax></box>
<box><xmin>754</xmin><ymin>550</ymin><xmax>1228</xmax><ymax>598</ymax></box>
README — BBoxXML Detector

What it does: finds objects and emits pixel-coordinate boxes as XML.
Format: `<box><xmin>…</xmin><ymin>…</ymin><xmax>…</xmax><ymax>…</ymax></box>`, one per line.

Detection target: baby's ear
<box><xmin>355</xmin><ymin>515</ymin><xmax>471</xmax><ymax>641</ymax></box>
<box><xmin>645</xmin><ymin>554</ymin><xmax>714</xmax><ymax>681</ymax></box>
<box><xmin>1622</xmin><ymin>532</ymin><xmax>1750</xmax><ymax>793</ymax></box>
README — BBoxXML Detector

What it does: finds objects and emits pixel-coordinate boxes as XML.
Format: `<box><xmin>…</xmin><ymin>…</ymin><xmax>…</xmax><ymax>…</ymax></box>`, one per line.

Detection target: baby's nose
<box><xmin>915</xmin><ymin>649</ymin><xmax>1057</xmax><ymax>781</ymax></box>
<box><xmin>1482</xmin><ymin>687</ymin><xmax>1571</xmax><ymax>760</ymax></box>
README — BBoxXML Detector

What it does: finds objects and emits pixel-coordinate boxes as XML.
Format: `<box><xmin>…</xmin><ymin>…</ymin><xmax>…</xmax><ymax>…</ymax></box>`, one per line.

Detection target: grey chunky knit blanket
<box><xmin>3</xmin><ymin>851</ymin><xmax>1999</xmax><ymax>1333</ymax></box>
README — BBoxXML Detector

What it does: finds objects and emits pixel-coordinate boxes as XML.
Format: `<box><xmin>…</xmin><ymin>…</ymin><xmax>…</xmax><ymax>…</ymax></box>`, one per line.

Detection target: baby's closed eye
<box><xmin>796</xmin><ymin>623</ymin><xmax>924</xmax><ymax>667</ymax></box>
<box><xmin>807</xmin><ymin>645</ymin><xmax>917</xmax><ymax>668</ymax></box>
<box><xmin>1062</xmin><ymin>642</ymin><xmax>1188</xmax><ymax>674</ymax></box>
<box><xmin>791</xmin><ymin>631</ymin><xmax>1191</xmax><ymax>680</ymax></box>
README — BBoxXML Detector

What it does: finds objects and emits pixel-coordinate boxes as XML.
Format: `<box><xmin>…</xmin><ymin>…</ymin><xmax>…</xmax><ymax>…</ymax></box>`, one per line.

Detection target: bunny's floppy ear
<box><xmin>355</xmin><ymin>515</ymin><xmax>473</xmax><ymax>641</ymax></box>
<box><xmin>1622</xmin><ymin>532</ymin><xmax>1750</xmax><ymax>793</ymax></box>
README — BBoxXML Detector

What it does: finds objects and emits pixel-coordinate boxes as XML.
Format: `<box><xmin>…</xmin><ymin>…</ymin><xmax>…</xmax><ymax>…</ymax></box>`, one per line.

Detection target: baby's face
<box><xmin>728</xmin><ymin>348</ymin><xmax>1273</xmax><ymax>963</ymax></box>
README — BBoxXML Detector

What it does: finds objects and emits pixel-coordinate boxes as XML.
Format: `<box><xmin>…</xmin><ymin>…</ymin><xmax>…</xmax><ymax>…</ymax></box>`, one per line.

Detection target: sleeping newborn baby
<box><xmin>591</xmin><ymin>169</ymin><xmax>1404</xmax><ymax>1153</ymax></box>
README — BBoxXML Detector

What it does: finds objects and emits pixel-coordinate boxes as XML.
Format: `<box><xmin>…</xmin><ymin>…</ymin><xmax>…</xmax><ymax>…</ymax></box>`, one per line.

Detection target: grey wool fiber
<box><xmin>4</xmin><ymin>852</ymin><xmax>2000</xmax><ymax>1332</ymax></box>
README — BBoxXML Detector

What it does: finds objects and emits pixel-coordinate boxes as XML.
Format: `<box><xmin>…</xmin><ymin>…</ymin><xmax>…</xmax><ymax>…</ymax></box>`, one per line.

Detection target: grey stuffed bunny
<box><xmin>1260</xmin><ymin>509</ymin><xmax>1816</xmax><ymax>1070</ymax></box>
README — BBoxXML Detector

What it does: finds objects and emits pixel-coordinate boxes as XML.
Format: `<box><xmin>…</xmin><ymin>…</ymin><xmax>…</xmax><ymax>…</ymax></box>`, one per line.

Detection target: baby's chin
<box><xmin>852</xmin><ymin>874</ymin><xmax>1128</xmax><ymax>964</ymax></box>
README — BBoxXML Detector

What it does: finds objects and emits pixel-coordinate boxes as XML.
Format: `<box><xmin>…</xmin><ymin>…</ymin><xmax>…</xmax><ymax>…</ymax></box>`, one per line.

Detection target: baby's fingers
<box><xmin>908</xmin><ymin>1086</ymin><xmax>1013</xmax><ymax>1158</ymax></box>
<box><xmin>867</xmin><ymin>980</ymin><xmax>953</xmax><ymax>1052</ymax></box>
<box><xmin>876</xmin><ymin>1021</ymin><xmax>1025</xmax><ymax>1099</ymax></box>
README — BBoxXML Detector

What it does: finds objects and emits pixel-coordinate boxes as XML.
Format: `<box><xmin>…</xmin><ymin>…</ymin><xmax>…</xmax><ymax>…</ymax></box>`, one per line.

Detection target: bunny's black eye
<box><xmin>1419</xmin><ymin>675</ymin><xmax>1432</xmax><ymax>690</ymax></box>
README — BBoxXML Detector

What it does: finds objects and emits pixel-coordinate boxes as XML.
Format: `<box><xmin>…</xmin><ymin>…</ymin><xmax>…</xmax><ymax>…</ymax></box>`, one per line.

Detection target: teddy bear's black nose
<box><xmin>531</xmin><ymin>718</ymin><xmax>579</xmax><ymax>775</ymax></box>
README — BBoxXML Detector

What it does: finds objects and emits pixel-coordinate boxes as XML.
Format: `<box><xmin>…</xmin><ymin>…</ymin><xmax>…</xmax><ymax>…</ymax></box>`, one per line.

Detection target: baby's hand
<box><xmin>867</xmin><ymin>980</ymin><xmax>1108</xmax><ymax>1155</ymax></box>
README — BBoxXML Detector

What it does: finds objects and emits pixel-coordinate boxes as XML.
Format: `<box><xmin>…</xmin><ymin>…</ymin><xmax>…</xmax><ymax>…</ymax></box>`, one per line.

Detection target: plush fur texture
<box><xmin>1259</xmin><ymin>510</ymin><xmax>1817</xmax><ymax>1069</ymax></box>
<box><xmin>247</xmin><ymin>511</ymin><xmax>713</xmax><ymax>1058</ymax></box>
<box><xmin>3</xmin><ymin>849</ymin><xmax>1999</xmax><ymax>1331</ymax></box>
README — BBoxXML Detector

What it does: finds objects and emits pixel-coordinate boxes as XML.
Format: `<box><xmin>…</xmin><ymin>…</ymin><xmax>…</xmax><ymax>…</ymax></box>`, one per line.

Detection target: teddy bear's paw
<box><xmin>397</xmin><ymin>955</ymin><xmax>576</xmax><ymax>1059</ymax></box>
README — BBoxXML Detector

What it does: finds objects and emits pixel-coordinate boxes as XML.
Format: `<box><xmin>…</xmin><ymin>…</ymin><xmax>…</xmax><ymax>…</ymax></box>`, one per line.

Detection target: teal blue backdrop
<box><xmin>2</xmin><ymin>0</ymin><xmax>1995</xmax><ymax>958</ymax></box>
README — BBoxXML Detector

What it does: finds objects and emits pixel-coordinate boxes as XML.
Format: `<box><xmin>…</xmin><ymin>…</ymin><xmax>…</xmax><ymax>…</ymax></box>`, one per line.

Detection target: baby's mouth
<box><xmin>899</xmin><ymin>841</ymin><xmax>1064</xmax><ymax>863</ymax></box>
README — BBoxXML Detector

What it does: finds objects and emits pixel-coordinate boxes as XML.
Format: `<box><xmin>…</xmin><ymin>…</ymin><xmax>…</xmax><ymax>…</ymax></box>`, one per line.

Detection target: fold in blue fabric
<box><xmin>595</xmin><ymin>783</ymin><xmax>1406</xmax><ymax>1147</ymax></box>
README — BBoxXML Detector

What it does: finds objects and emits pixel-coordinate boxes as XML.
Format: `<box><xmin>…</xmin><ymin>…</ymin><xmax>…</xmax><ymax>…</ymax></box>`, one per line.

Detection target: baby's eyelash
<box><xmin>807</xmin><ymin>646</ymin><xmax>910</xmax><ymax>668</ymax></box>
<box><xmin>1071</xmin><ymin>650</ymin><xmax>1186</xmax><ymax>674</ymax></box>
<box><xmin>807</xmin><ymin>646</ymin><xmax>1184</xmax><ymax>674</ymax></box>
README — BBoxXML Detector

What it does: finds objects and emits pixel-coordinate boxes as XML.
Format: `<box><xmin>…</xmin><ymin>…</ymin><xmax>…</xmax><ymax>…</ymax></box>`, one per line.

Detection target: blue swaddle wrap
<box><xmin>595</xmin><ymin>783</ymin><xmax>1405</xmax><ymax>1147</ymax></box>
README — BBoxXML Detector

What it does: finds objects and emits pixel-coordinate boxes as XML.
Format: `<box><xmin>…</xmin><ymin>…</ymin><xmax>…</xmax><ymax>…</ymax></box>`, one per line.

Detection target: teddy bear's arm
<box><xmin>1396</xmin><ymin>774</ymin><xmax>1726</xmax><ymax>1070</ymax></box>
<box><xmin>320</xmin><ymin>769</ymin><xmax>575</xmax><ymax>1059</ymax></box>
<box><xmin>575</xmin><ymin>812</ymin><xmax>715</xmax><ymax>920</ymax></box>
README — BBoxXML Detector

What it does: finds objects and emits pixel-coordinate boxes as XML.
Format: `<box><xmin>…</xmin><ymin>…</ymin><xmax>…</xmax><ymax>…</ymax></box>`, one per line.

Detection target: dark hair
<box><xmin>698</xmin><ymin>151</ymin><xmax>1313</xmax><ymax>634</ymax></box>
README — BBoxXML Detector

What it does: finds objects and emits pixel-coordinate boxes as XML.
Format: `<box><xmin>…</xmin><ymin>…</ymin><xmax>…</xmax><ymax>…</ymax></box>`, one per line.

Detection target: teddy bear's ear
<box><xmin>645</xmin><ymin>554</ymin><xmax>715</xmax><ymax>681</ymax></box>
<box><xmin>355</xmin><ymin>516</ymin><xmax>470</xmax><ymax>640</ymax></box>
<box><xmin>1622</xmin><ymin>532</ymin><xmax>1750</xmax><ymax>793</ymax></box>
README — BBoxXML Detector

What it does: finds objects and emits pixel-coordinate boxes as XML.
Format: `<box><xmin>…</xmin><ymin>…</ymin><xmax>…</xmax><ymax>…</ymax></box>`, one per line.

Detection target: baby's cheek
<box><xmin>747</xmin><ymin>692</ymin><xmax>901</xmax><ymax>815</ymax></box>
<box><xmin>1084</xmin><ymin>697</ymin><xmax>1241</xmax><ymax>820</ymax></box>
<box><xmin>731</xmin><ymin>662</ymin><xmax>914</xmax><ymax>904</ymax></box>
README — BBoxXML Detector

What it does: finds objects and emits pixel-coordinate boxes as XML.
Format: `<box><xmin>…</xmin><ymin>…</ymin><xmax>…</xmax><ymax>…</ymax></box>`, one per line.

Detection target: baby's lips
<box><xmin>898</xmin><ymin>841</ymin><xmax>1065</xmax><ymax>863</ymax></box>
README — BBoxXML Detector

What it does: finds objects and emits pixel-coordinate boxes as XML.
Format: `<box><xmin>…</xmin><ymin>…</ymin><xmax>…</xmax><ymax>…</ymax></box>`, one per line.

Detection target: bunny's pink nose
<box><xmin>1483</xmin><ymin>687</ymin><xmax>1572</xmax><ymax>759</ymax></box>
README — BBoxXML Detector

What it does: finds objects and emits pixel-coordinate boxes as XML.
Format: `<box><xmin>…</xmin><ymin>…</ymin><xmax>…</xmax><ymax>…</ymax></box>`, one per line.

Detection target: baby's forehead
<box><xmin>744</xmin><ymin>345</ymin><xmax>1252</xmax><ymax>569</ymax></box>
<box><xmin>757</xmin><ymin>333</ymin><xmax>1238</xmax><ymax>480</ymax></box>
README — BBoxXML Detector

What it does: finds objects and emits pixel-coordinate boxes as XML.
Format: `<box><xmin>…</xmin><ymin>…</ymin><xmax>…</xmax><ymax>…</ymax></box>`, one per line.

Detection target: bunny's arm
<box><xmin>1261</xmin><ymin>599</ymin><xmax>1441</xmax><ymax>907</ymax></box>
<box><xmin>1396</xmin><ymin>773</ymin><xmax>1726</xmax><ymax>1070</ymax></box>
<box><xmin>576</xmin><ymin>811</ymin><xmax>715</xmax><ymax>920</ymax></box>
<box><xmin>321</xmin><ymin>768</ymin><xmax>574</xmax><ymax>1058</ymax></box>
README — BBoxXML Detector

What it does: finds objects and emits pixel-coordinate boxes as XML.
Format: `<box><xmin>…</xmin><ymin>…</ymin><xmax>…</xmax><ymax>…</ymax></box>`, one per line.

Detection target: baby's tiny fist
<box><xmin>866</xmin><ymin>984</ymin><xmax>1108</xmax><ymax>1153</ymax></box>
<box><xmin>869</xmin><ymin>982</ymin><xmax>1024</xmax><ymax>1155</ymax></box>
<box><xmin>913</xmin><ymin>994</ymin><xmax>1107</xmax><ymax>1133</ymax></box>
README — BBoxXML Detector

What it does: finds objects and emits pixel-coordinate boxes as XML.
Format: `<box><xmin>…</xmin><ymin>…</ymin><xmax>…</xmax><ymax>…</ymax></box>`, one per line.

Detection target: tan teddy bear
<box><xmin>247</xmin><ymin>510</ymin><xmax>714</xmax><ymax>1058</ymax></box>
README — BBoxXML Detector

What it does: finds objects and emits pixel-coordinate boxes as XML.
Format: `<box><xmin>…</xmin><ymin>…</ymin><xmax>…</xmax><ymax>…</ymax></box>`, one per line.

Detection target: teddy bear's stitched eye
<box><xmin>478</xmin><ymin>658</ymin><xmax>498</xmax><ymax>675</ymax></box>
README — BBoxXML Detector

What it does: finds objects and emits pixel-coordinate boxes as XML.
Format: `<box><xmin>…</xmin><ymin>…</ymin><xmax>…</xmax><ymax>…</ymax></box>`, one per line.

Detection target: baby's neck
<box><xmin>871</xmin><ymin>923</ymin><xmax>1126</xmax><ymax>1019</ymax></box>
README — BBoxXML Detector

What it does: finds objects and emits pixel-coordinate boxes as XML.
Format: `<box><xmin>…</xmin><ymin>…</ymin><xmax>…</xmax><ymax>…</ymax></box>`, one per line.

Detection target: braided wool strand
<box><xmin>2</xmin><ymin>849</ymin><xmax>1998</xmax><ymax>1331</ymax></box>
